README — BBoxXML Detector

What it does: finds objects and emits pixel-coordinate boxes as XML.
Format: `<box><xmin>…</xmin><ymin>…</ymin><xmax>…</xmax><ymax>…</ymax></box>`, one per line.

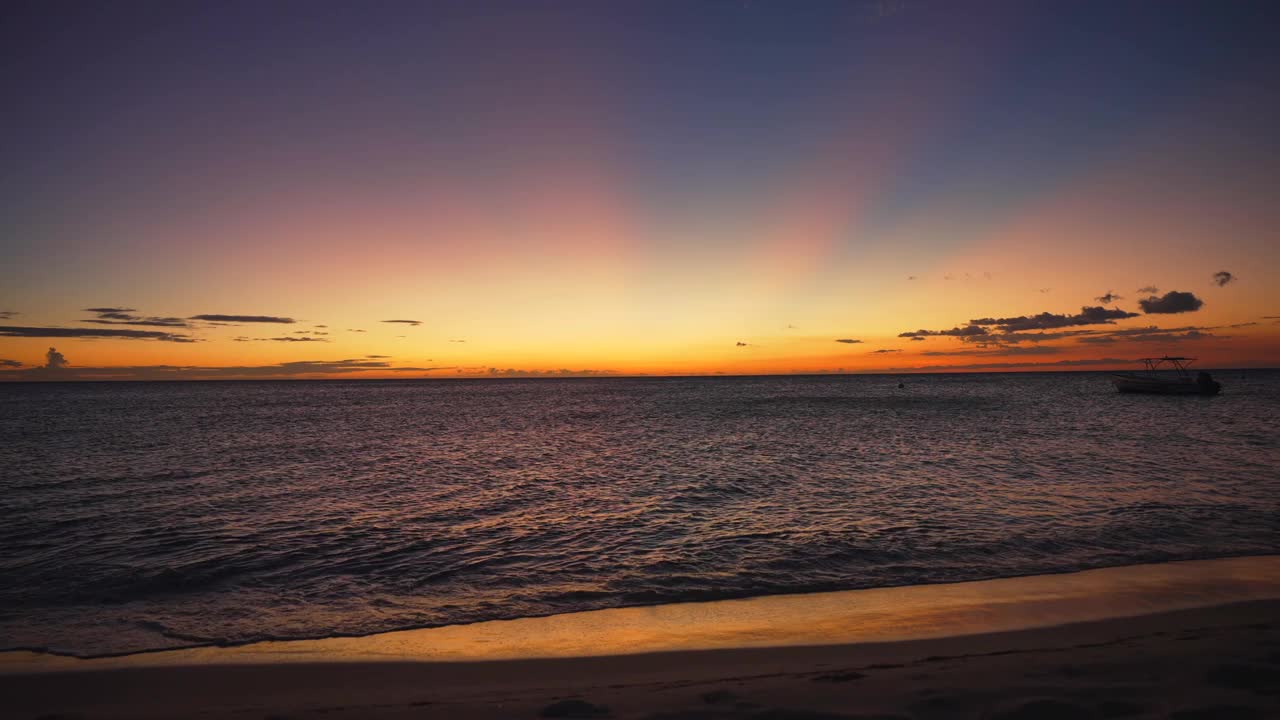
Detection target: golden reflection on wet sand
<box><xmin>4</xmin><ymin>555</ymin><xmax>1277</xmax><ymax>673</ymax></box>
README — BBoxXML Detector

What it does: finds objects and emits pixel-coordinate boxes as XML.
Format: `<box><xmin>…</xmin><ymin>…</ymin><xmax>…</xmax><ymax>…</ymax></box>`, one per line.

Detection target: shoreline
<box><xmin>4</xmin><ymin>600</ymin><xmax>1279</xmax><ymax>718</ymax></box>
<box><xmin>10</xmin><ymin>551</ymin><xmax>1278</xmax><ymax>663</ymax></box>
<box><xmin>5</xmin><ymin>555</ymin><xmax>1278</xmax><ymax>674</ymax></box>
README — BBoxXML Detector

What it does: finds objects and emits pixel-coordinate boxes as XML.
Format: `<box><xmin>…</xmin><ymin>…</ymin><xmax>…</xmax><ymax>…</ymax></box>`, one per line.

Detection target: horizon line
<box><xmin>1</xmin><ymin>365</ymin><xmax>1274</xmax><ymax>384</ymax></box>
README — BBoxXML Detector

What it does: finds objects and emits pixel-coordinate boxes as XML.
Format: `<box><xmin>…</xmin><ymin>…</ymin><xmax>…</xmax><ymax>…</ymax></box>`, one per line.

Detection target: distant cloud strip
<box><xmin>487</xmin><ymin>368</ymin><xmax>615</xmax><ymax>377</ymax></box>
<box><xmin>381</xmin><ymin>319</ymin><xmax>422</xmax><ymax>326</ymax></box>
<box><xmin>1078</xmin><ymin>325</ymin><xmax>1215</xmax><ymax>344</ymax></box>
<box><xmin>190</xmin><ymin>314</ymin><xmax>296</xmax><ymax>324</ymax></box>
<box><xmin>888</xmin><ymin>358</ymin><xmax>1132</xmax><ymax>372</ymax></box>
<box><xmin>0</xmin><ymin>326</ymin><xmax>196</xmax><ymax>342</ymax></box>
<box><xmin>0</xmin><ymin>358</ymin><xmax>452</xmax><ymax>381</ymax></box>
<box><xmin>82</xmin><ymin>307</ymin><xmax>189</xmax><ymax>327</ymax></box>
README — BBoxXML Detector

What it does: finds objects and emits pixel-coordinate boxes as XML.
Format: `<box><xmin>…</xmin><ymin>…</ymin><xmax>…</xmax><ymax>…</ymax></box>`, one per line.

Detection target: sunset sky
<box><xmin>2</xmin><ymin>0</ymin><xmax>1278</xmax><ymax>379</ymax></box>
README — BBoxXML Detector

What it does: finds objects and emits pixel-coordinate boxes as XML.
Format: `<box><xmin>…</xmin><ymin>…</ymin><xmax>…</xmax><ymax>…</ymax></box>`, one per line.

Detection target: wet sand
<box><xmin>4</xmin><ymin>557</ymin><xmax>1280</xmax><ymax>719</ymax></box>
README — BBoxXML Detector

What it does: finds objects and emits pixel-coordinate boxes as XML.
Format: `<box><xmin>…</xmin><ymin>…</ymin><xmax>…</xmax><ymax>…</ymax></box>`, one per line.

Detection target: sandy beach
<box><xmin>5</xmin><ymin>557</ymin><xmax>1280</xmax><ymax>719</ymax></box>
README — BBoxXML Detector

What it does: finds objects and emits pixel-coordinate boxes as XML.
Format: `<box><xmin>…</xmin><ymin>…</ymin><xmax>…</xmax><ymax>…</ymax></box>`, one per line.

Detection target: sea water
<box><xmin>2</xmin><ymin>372</ymin><xmax>1277</xmax><ymax>657</ymax></box>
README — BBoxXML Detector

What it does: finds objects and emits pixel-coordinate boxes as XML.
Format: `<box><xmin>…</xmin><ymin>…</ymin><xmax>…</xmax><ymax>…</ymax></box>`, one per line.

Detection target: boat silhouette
<box><xmin>1111</xmin><ymin>357</ymin><xmax>1221</xmax><ymax>395</ymax></box>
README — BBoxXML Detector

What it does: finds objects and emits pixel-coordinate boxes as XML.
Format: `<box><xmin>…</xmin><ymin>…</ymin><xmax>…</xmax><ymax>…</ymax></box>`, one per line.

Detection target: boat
<box><xmin>1111</xmin><ymin>357</ymin><xmax>1221</xmax><ymax>395</ymax></box>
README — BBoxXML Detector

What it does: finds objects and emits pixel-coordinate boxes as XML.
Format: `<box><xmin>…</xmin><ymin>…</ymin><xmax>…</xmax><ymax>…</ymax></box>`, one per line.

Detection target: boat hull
<box><xmin>1111</xmin><ymin>374</ymin><xmax>1220</xmax><ymax>395</ymax></box>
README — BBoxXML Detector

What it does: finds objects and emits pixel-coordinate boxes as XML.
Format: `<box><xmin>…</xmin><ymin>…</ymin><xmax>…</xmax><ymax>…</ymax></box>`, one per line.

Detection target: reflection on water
<box><xmin>1</xmin><ymin>372</ymin><xmax>1278</xmax><ymax>657</ymax></box>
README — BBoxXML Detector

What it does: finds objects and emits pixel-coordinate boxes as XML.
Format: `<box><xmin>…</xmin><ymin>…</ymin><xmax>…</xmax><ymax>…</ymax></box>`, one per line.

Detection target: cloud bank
<box><xmin>899</xmin><ymin>306</ymin><xmax>1139</xmax><ymax>342</ymax></box>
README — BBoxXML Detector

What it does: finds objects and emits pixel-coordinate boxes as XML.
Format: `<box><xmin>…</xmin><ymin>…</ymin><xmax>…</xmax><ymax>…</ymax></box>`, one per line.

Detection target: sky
<box><xmin>2</xmin><ymin>0</ymin><xmax>1278</xmax><ymax>380</ymax></box>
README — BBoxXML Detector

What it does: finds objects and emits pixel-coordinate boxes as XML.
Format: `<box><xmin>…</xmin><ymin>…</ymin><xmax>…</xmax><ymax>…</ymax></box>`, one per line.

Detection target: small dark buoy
<box><xmin>897</xmin><ymin>382</ymin><xmax>905</xmax><ymax>389</ymax></box>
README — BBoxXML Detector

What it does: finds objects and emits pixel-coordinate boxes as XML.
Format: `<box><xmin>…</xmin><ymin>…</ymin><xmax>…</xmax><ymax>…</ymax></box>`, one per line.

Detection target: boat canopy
<box><xmin>1134</xmin><ymin>356</ymin><xmax>1198</xmax><ymax>374</ymax></box>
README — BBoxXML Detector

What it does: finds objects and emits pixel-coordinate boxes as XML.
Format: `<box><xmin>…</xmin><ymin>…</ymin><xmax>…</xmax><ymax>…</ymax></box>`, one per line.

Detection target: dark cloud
<box><xmin>871</xmin><ymin>348</ymin><xmax>902</xmax><ymax>353</ymax></box>
<box><xmin>1095</xmin><ymin>291</ymin><xmax>1122</xmax><ymax>304</ymax></box>
<box><xmin>314</xmin><ymin>325</ymin><xmax>328</xmax><ymax>329</ymax></box>
<box><xmin>83</xmin><ymin>307</ymin><xmax>136</xmax><ymax>314</ymax></box>
<box><xmin>735</xmin><ymin>341</ymin><xmax>751</xmax><ymax>347</ymax></box>
<box><xmin>898</xmin><ymin>324</ymin><xmax>989</xmax><ymax>339</ymax></box>
<box><xmin>835</xmin><ymin>338</ymin><xmax>862</xmax><ymax>344</ymax></box>
<box><xmin>0</xmin><ymin>311</ymin><xmax>17</xmax><ymax>320</ymax></box>
<box><xmin>907</xmin><ymin>276</ymin><xmax>917</xmax><ymax>280</ymax></box>
<box><xmin>366</xmin><ymin>355</ymin><xmax>391</xmax><ymax>359</ymax></box>
<box><xmin>968</xmin><ymin>306</ymin><xmax>1138</xmax><ymax>332</ymax></box>
<box><xmin>1038</xmin><ymin>287</ymin><xmax>1051</xmax><ymax>293</ymax></box>
<box><xmin>0</xmin><ymin>325</ymin><xmax>196</xmax><ymax>342</ymax></box>
<box><xmin>348</xmin><ymin>329</ymin><xmax>366</xmax><ymax>332</ymax></box>
<box><xmin>190</xmin><ymin>314</ymin><xmax>296</xmax><ymax>324</ymax></box>
<box><xmin>909</xmin><ymin>336</ymin><xmax>924</xmax><ymax>341</ymax></box>
<box><xmin>44</xmin><ymin>347</ymin><xmax>68</xmax><ymax>369</ymax></box>
<box><xmin>84</xmin><ymin>318</ymin><xmax>189</xmax><ymax>327</ymax></box>
<box><xmin>381</xmin><ymin>319</ymin><xmax>422</xmax><ymax>326</ymax></box>
<box><xmin>1212</xmin><ymin>271</ymin><xmax>1235</xmax><ymax>287</ymax></box>
<box><xmin>1</xmin><ymin>358</ymin><xmax>24</xmax><ymax>368</ymax></box>
<box><xmin>1137</xmin><ymin>285</ymin><xmax>1160</xmax><ymax>294</ymax></box>
<box><xmin>1138</xmin><ymin>291</ymin><xmax>1203</xmax><ymax>314</ymax></box>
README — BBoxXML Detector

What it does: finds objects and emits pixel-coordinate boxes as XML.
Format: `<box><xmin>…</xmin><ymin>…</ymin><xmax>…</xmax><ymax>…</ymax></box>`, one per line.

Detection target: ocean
<box><xmin>2</xmin><ymin>372</ymin><xmax>1277</xmax><ymax>658</ymax></box>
